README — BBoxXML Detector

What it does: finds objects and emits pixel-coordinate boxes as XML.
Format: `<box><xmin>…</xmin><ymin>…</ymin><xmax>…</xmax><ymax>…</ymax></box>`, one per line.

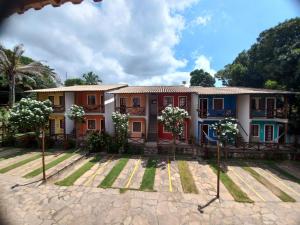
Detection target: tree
<box><xmin>64</xmin><ymin>78</ymin><xmax>85</xmax><ymax>86</ymax></box>
<box><xmin>66</xmin><ymin>104</ymin><xmax>85</xmax><ymax>147</ymax></box>
<box><xmin>211</xmin><ymin>117</ymin><xmax>239</xmax><ymax>198</ymax></box>
<box><xmin>82</xmin><ymin>71</ymin><xmax>102</xmax><ymax>85</ymax></box>
<box><xmin>190</xmin><ymin>69</ymin><xmax>215</xmax><ymax>87</ymax></box>
<box><xmin>215</xmin><ymin>18</ymin><xmax>300</xmax><ymax>91</ymax></box>
<box><xmin>264</xmin><ymin>80</ymin><xmax>285</xmax><ymax>90</ymax></box>
<box><xmin>158</xmin><ymin>106</ymin><xmax>189</xmax><ymax>157</ymax></box>
<box><xmin>112</xmin><ymin>112</ymin><xmax>129</xmax><ymax>153</ymax></box>
<box><xmin>9</xmin><ymin>98</ymin><xmax>53</xmax><ymax>180</ymax></box>
<box><xmin>0</xmin><ymin>44</ymin><xmax>55</xmax><ymax>107</ymax></box>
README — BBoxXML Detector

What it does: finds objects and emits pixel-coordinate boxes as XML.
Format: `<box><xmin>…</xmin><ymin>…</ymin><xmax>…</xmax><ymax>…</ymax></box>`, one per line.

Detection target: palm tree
<box><xmin>0</xmin><ymin>44</ymin><xmax>53</xmax><ymax>107</ymax></box>
<box><xmin>82</xmin><ymin>71</ymin><xmax>102</xmax><ymax>85</ymax></box>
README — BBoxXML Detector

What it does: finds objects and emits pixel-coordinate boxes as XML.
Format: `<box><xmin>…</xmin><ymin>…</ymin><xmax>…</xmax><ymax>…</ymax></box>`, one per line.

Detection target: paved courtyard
<box><xmin>0</xmin><ymin>148</ymin><xmax>299</xmax><ymax>224</ymax></box>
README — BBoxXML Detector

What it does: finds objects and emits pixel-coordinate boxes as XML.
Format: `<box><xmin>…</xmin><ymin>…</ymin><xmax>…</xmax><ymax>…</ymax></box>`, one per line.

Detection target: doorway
<box><xmin>265</xmin><ymin>125</ymin><xmax>274</xmax><ymax>142</ymax></box>
<box><xmin>49</xmin><ymin>119</ymin><xmax>55</xmax><ymax>135</ymax></box>
<box><xmin>200</xmin><ymin>124</ymin><xmax>209</xmax><ymax>144</ymax></box>
<box><xmin>266</xmin><ymin>98</ymin><xmax>275</xmax><ymax>118</ymax></box>
<box><xmin>278</xmin><ymin>124</ymin><xmax>285</xmax><ymax>144</ymax></box>
<box><xmin>199</xmin><ymin>98</ymin><xmax>208</xmax><ymax>118</ymax></box>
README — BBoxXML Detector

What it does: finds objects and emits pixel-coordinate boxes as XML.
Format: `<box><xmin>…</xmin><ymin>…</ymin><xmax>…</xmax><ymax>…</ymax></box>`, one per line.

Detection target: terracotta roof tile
<box><xmin>26</xmin><ymin>84</ymin><xmax>128</xmax><ymax>93</ymax></box>
<box><xmin>108</xmin><ymin>86</ymin><xmax>193</xmax><ymax>94</ymax></box>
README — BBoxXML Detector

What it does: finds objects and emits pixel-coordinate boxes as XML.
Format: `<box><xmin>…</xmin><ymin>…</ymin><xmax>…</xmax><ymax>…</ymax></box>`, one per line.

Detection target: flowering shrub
<box><xmin>158</xmin><ymin>106</ymin><xmax>189</xmax><ymax>139</ymax></box>
<box><xmin>66</xmin><ymin>104</ymin><xmax>85</xmax><ymax>123</ymax></box>
<box><xmin>9</xmin><ymin>98</ymin><xmax>53</xmax><ymax>133</ymax></box>
<box><xmin>211</xmin><ymin>117</ymin><xmax>239</xmax><ymax>145</ymax></box>
<box><xmin>112</xmin><ymin>112</ymin><xmax>129</xmax><ymax>150</ymax></box>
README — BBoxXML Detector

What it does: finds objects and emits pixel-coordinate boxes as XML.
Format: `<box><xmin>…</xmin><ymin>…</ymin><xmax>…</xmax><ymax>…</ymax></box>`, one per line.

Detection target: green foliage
<box><xmin>82</xmin><ymin>71</ymin><xmax>102</xmax><ymax>84</ymax></box>
<box><xmin>158</xmin><ymin>106</ymin><xmax>189</xmax><ymax>139</ymax></box>
<box><xmin>190</xmin><ymin>69</ymin><xmax>215</xmax><ymax>87</ymax></box>
<box><xmin>216</xmin><ymin>18</ymin><xmax>300</xmax><ymax>91</ymax></box>
<box><xmin>264</xmin><ymin>80</ymin><xmax>285</xmax><ymax>90</ymax></box>
<box><xmin>9</xmin><ymin>98</ymin><xmax>53</xmax><ymax>132</ymax></box>
<box><xmin>112</xmin><ymin>112</ymin><xmax>129</xmax><ymax>149</ymax></box>
<box><xmin>67</xmin><ymin>104</ymin><xmax>85</xmax><ymax>123</ymax></box>
<box><xmin>85</xmin><ymin>132</ymin><xmax>111</xmax><ymax>152</ymax></box>
<box><xmin>64</xmin><ymin>78</ymin><xmax>85</xmax><ymax>86</ymax></box>
<box><xmin>211</xmin><ymin>118</ymin><xmax>239</xmax><ymax>145</ymax></box>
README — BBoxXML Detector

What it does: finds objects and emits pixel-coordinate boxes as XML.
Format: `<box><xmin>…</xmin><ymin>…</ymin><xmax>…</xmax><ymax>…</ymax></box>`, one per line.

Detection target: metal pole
<box><xmin>217</xmin><ymin>136</ymin><xmax>220</xmax><ymax>199</ymax></box>
<box><xmin>42</xmin><ymin>129</ymin><xmax>46</xmax><ymax>181</ymax></box>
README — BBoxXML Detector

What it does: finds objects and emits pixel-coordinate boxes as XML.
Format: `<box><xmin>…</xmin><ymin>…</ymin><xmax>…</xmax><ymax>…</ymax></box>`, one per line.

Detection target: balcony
<box><xmin>52</xmin><ymin>105</ymin><xmax>65</xmax><ymax>113</ymax></box>
<box><xmin>83</xmin><ymin>105</ymin><xmax>105</xmax><ymax>113</ymax></box>
<box><xmin>250</xmin><ymin>108</ymin><xmax>289</xmax><ymax>119</ymax></box>
<box><xmin>116</xmin><ymin>107</ymin><xmax>145</xmax><ymax>116</ymax></box>
<box><xmin>198</xmin><ymin>109</ymin><xmax>236</xmax><ymax>118</ymax></box>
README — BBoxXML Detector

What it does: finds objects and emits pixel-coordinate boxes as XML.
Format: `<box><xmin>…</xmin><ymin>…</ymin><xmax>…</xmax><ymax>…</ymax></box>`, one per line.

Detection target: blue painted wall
<box><xmin>199</xmin><ymin>95</ymin><xmax>237</xmax><ymax>117</ymax></box>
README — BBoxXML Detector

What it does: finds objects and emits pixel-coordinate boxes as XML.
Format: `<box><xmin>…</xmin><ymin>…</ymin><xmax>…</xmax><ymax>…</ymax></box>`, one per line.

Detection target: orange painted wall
<box><xmin>75</xmin><ymin>91</ymin><xmax>104</xmax><ymax>106</ymax></box>
<box><xmin>78</xmin><ymin>115</ymin><xmax>105</xmax><ymax>136</ymax></box>
<box><xmin>118</xmin><ymin>94</ymin><xmax>146</xmax><ymax>107</ymax></box>
<box><xmin>128</xmin><ymin>118</ymin><xmax>146</xmax><ymax>138</ymax></box>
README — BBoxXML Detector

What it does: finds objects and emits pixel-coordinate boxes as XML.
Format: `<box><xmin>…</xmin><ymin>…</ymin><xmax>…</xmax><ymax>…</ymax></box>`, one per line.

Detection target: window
<box><xmin>132</xmin><ymin>122</ymin><xmax>142</xmax><ymax>132</ymax></box>
<box><xmin>59</xmin><ymin>119</ymin><xmax>64</xmax><ymax>129</ymax></box>
<box><xmin>213</xmin><ymin>98</ymin><xmax>224</xmax><ymax>110</ymax></box>
<box><xmin>132</xmin><ymin>97</ymin><xmax>140</xmax><ymax>107</ymax></box>
<box><xmin>59</xmin><ymin>96</ymin><xmax>64</xmax><ymax>105</ymax></box>
<box><xmin>48</xmin><ymin>96</ymin><xmax>54</xmax><ymax>104</ymax></box>
<box><xmin>87</xmin><ymin>95</ymin><xmax>96</xmax><ymax>105</ymax></box>
<box><xmin>179</xmin><ymin>97</ymin><xmax>187</xmax><ymax>109</ymax></box>
<box><xmin>87</xmin><ymin>120</ymin><xmax>96</xmax><ymax>130</ymax></box>
<box><xmin>164</xmin><ymin>96</ymin><xmax>174</xmax><ymax>107</ymax></box>
<box><xmin>251</xmin><ymin>124</ymin><xmax>259</xmax><ymax>137</ymax></box>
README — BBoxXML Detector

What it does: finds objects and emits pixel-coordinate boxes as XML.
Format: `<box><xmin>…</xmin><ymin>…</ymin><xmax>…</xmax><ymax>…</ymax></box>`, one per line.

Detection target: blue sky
<box><xmin>176</xmin><ymin>0</ymin><xmax>299</xmax><ymax>73</ymax></box>
<box><xmin>1</xmin><ymin>0</ymin><xmax>299</xmax><ymax>86</ymax></box>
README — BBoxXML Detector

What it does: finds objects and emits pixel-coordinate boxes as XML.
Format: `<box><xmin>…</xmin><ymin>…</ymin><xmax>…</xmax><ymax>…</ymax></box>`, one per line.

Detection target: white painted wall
<box><xmin>237</xmin><ymin>94</ymin><xmax>250</xmax><ymax>142</ymax></box>
<box><xmin>191</xmin><ymin>93</ymin><xmax>199</xmax><ymax>143</ymax></box>
<box><xmin>65</xmin><ymin>92</ymin><xmax>74</xmax><ymax>134</ymax></box>
<box><xmin>105</xmin><ymin>93</ymin><xmax>115</xmax><ymax>135</ymax></box>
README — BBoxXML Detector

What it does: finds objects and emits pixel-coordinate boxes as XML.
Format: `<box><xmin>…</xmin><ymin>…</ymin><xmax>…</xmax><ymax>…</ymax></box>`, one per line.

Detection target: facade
<box><xmin>109</xmin><ymin>86</ymin><xmax>193</xmax><ymax>143</ymax></box>
<box><xmin>30</xmin><ymin>85</ymin><xmax>295</xmax><ymax>145</ymax></box>
<box><xmin>190</xmin><ymin>87</ymin><xmax>294</xmax><ymax>145</ymax></box>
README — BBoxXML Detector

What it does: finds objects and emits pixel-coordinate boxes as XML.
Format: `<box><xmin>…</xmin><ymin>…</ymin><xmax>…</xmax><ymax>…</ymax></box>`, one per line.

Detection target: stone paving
<box><xmin>129</xmin><ymin>157</ymin><xmax>147</xmax><ymax>189</ymax></box>
<box><xmin>0</xmin><ymin>152</ymin><xmax>38</xmax><ymax>168</ymax></box>
<box><xmin>0</xmin><ymin>173</ymin><xmax>300</xmax><ymax>225</ymax></box>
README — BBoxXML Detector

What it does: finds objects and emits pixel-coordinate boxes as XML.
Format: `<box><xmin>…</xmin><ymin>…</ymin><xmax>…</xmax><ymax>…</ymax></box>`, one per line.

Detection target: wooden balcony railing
<box><xmin>198</xmin><ymin>109</ymin><xmax>236</xmax><ymax>118</ymax></box>
<box><xmin>52</xmin><ymin>105</ymin><xmax>65</xmax><ymax>113</ymax></box>
<box><xmin>116</xmin><ymin>107</ymin><xmax>145</xmax><ymax>116</ymax></box>
<box><xmin>83</xmin><ymin>105</ymin><xmax>105</xmax><ymax>113</ymax></box>
<box><xmin>250</xmin><ymin>108</ymin><xmax>289</xmax><ymax>119</ymax></box>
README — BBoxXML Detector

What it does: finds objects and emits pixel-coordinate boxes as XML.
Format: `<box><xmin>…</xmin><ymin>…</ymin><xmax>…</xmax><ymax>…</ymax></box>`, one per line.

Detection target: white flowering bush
<box><xmin>112</xmin><ymin>112</ymin><xmax>129</xmax><ymax>149</ymax></box>
<box><xmin>9</xmin><ymin>98</ymin><xmax>53</xmax><ymax>133</ymax></box>
<box><xmin>211</xmin><ymin>117</ymin><xmax>239</xmax><ymax>145</ymax></box>
<box><xmin>158</xmin><ymin>106</ymin><xmax>189</xmax><ymax>140</ymax></box>
<box><xmin>67</xmin><ymin>104</ymin><xmax>85</xmax><ymax>123</ymax></box>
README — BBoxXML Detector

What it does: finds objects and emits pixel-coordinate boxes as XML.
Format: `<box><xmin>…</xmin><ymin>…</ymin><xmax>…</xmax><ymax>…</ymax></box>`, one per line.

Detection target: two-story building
<box><xmin>30</xmin><ymin>84</ymin><xmax>127</xmax><ymax>137</ymax></box>
<box><xmin>190</xmin><ymin>87</ymin><xmax>295</xmax><ymax>145</ymax></box>
<box><xmin>109</xmin><ymin>86</ymin><xmax>193</xmax><ymax>143</ymax></box>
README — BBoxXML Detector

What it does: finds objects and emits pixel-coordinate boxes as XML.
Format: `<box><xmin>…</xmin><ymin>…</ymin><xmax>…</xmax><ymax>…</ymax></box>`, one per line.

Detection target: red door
<box><xmin>265</xmin><ymin>125</ymin><xmax>273</xmax><ymax>142</ymax></box>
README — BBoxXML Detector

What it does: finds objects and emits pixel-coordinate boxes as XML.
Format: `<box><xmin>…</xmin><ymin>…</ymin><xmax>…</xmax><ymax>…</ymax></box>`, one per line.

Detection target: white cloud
<box><xmin>0</xmin><ymin>0</ymin><xmax>201</xmax><ymax>85</ymax></box>
<box><xmin>194</xmin><ymin>55</ymin><xmax>216</xmax><ymax>75</ymax></box>
<box><xmin>192</xmin><ymin>15</ymin><xmax>212</xmax><ymax>26</ymax></box>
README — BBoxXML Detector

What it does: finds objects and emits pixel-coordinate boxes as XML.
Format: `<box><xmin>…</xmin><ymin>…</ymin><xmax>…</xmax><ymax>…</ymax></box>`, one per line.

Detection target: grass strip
<box><xmin>56</xmin><ymin>155</ymin><xmax>101</xmax><ymax>186</ymax></box>
<box><xmin>140</xmin><ymin>159</ymin><xmax>157</xmax><ymax>191</ymax></box>
<box><xmin>0</xmin><ymin>154</ymin><xmax>41</xmax><ymax>173</ymax></box>
<box><xmin>177</xmin><ymin>160</ymin><xmax>198</xmax><ymax>194</ymax></box>
<box><xmin>0</xmin><ymin>150</ymin><xmax>27</xmax><ymax>161</ymax></box>
<box><xmin>23</xmin><ymin>152</ymin><xmax>75</xmax><ymax>178</ymax></box>
<box><xmin>99</xmin><ymin>157</ymin><xmax>129</xmax><ymax>188</ymax></box>
<box><xmin>210</xmin><ymin>163</ymin><xmax>254</xmax><ymax>203</ymax></box>
<box><xmin>265</xmin><ymin>162</ymin><xmax>300</xmax><ymax>185</ymax></box>
<box><xmin>242</xmin><ymin>166</ymin><xmax>296</xmax><ymax>202</ymax></box>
